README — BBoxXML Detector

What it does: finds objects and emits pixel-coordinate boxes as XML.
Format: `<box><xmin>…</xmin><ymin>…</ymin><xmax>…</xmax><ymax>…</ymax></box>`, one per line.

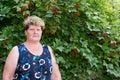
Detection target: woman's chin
<box><xmin>31</xmin><ymin>39</ymin><xmax>40</xmax><ymax>42</ymax></box>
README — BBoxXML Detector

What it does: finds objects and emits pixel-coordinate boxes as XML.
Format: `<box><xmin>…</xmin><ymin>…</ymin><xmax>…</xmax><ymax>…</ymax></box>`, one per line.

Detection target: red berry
<box><xmin>102</xmin><ymin>32</ymin><xmax>107</xmax><ymax>37</ymax></box>
<box><xmin>21</xmin><ymin>7</ymin><xmax>27</xmax><ymax>12</ymax></box>
<box><xmin>73</xmin><ymin>48</ymin><xmax>78</xmax><ymax>54</ymax></box>
<box><xmin>52</xmin><ymin>23</ymin><xmax>57</xmax><ymax>26</ymax></box>
<box><xmin>109</xmin><ymin>52</ymin><xmax>114</xmax><ymax>57</ymax></box>
<box><xmin>24</xmin><ymin>14</ymin><xmax>29</xmax><ymax>18</ymax></box>
<box><xmin>109</xmin><ymin>42</ymin><xmax>116</xmax><ymax>47</ymax></box>
<box><xmin>52</xmin><ymin>7</ymin><xmax>58</xmax><ymax>14</ymax></box>
<box><xmin>75</xmin><ymin>12</ymin><xmax>80</xmax><ymax>17</ymax></box>
<box><xmin>45</xmin><ymin>29</ymin><xmax>54</xmax><ymax>34</ymax></box>
<box><xmin>74</xmin><ymin>4</ymin><xmax>80</xmax><ymax>9</ymax></box>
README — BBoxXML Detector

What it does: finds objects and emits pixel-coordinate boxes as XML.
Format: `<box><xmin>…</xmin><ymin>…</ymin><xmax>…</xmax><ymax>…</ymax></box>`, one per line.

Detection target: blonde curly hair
<box><xmin>23</xmin><ymin>15</ymin><xmax>45</xmax><ymax>30</ymax></box>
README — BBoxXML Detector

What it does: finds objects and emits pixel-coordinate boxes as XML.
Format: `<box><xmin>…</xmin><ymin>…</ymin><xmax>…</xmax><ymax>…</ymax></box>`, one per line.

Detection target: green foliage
<box><xmin>0</xmin><ymin>0</ymin><xmax>120</xmax><ymax>80</ymax></box>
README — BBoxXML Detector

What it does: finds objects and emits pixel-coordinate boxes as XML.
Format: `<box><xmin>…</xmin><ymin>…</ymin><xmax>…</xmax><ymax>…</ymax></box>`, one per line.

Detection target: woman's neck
<box><xmin>24</xmin><ymin>40</ymin><xmax>41</xmax><ymax>47</ymax></box>
<box><xmin>24</xmin><ymin>40</ymin><xmax>43</xmax><ymax>56</ymax></box>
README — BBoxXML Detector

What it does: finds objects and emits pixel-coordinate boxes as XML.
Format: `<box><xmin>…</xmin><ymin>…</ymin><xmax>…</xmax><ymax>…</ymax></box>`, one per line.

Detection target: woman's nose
<box><xmin>34</xmin><ymin>29</ymin><xmax>38</xmax><ymax>33</ymax></box>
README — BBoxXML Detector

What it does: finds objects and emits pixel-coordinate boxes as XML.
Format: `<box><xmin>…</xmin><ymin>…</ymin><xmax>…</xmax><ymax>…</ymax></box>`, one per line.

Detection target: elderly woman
<box><xmin>3</xmin><ymin>15</ymin><xmax>62</xmax><ymax>80</ymax></box>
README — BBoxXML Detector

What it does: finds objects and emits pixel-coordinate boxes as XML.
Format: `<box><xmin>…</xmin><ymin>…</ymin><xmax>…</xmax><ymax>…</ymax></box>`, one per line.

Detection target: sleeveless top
<box><xmin>13</xmin><ymin>44</ymin><xmax>52</xmax><ymax>80</ymax></box>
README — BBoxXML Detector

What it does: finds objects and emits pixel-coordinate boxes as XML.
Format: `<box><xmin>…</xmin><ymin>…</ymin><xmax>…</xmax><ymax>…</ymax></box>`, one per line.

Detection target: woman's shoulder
<box><xmin>42</xmin><ymin>44</ymin><xmax>51</xmax><ymax>47</ymax></box>
<box><xmin>42</xmin><ymin>44</ymin><xmax>53</xmax><ymax>51</ymax></box>
<box><xmin>10</xmin><ymin>43</ymin><xmax>24</xmax><ymax>53</ymax></box>
<box><xmin>11</xmin><ymin>45</ymin><xmax>18</xmax><ymax>51</ymax></box>
<box><xmin>6</xmin><ymin>45</ymin><xmax>19</xmax><ymax>62</ymax></box>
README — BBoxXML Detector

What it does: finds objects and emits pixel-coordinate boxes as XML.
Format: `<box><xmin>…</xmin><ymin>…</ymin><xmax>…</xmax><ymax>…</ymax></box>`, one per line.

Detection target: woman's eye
<box><xmin>30</xmin><ymin>29</ymin><xmax>34</xmax><ymax>31</ymax></box>
<box><xmin>37</xmin><ymin>29</ymin><xmax>40</xmax><ymax>31</ymax></box>
<box><xmin>37</xmin><ymin>29</ymin><xmax>42</xmax><ymax>31</ymax></box>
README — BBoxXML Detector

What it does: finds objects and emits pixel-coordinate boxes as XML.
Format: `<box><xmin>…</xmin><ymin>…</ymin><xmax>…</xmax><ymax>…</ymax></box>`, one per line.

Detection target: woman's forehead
<box><xmin>29</xmin><ymin>25</ymin><xmax>41</xmax><ymax>28</ymax></box>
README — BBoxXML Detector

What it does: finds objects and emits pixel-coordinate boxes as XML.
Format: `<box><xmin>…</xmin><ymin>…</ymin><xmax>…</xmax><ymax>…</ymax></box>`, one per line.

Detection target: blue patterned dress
<box><xmin>13</xmin><ymin>44</ymin><xmax>52</xmax><ymax>80</ymax></box>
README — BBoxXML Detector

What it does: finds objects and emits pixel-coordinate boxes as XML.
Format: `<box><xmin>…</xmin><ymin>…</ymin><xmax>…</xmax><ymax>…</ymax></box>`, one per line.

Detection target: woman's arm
<box><xmin>2</xmin><ymin>46</ymin><xmax>19</xmax><ymax>80</ymax></box>
<box><xmin>48</xmin><ymin>46</ymin><xmax>62</xmax><ymax>80</ymax></box>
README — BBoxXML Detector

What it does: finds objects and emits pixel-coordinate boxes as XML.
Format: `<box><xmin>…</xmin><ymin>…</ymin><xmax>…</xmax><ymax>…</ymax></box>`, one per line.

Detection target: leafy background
<box><xmin>0</xmin><ymin>0</ymin><xmax>120</xmax><ymax>80</ymax></box>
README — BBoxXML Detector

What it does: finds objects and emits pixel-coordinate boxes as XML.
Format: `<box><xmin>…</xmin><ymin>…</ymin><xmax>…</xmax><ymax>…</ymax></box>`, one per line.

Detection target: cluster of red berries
<box><xmin>74</xmin><ymin>4</ymin><xmax>80</xmax><ymax>17</ymax></box>
<box><xmin>16</xmin><ymin>0</ymin><xmax>33</xmax><ymax>18</ymax></box>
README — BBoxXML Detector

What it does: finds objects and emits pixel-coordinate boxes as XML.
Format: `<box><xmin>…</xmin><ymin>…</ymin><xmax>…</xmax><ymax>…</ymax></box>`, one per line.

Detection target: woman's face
<box><xmin>25</xmin><ymin>25</ymin><xmax>42</xmax><ymax>42</ymax></box>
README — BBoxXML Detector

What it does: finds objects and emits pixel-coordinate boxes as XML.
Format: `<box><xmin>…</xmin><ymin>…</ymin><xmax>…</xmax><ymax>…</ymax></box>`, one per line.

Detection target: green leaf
<box><xmin>45</xmin><ymin>10</ymin><xmax>53</xmax><ymax>17</ymax></box>
<box><xmin>14</xmin><ymin>0</ymin><xmax>19</xmax><ymax>3</ymax></box>
<box><xmin>56</xmin><ymin>46</ymin><xmax>64</xmax><ymax>52</ymax></box>
<box><xmin>57</xmin><ymin>56</ymin><xmax>65</xmax><ymax>64</ymax></box>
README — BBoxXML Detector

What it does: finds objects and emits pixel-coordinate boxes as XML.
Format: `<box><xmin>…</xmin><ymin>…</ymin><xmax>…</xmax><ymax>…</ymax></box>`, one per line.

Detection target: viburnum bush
<box><xmin>0</xmin><ymin>0</ymin><xmax>120</xmax><ymax>80</ymax></box>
